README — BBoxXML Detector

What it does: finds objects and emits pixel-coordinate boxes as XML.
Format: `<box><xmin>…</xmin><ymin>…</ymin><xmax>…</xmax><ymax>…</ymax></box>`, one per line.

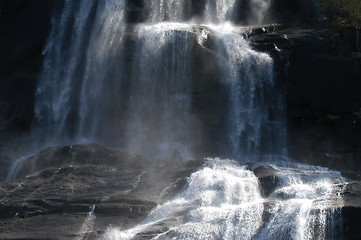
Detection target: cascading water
<box><xmin>35</xmin><ymin>0</ymin><xmax>127</xmax><ymax>145</ymax></box>
<box><xmin>34</xmin><ymin>0</ymin><xmax>198</xmax><ymax>159</ymax></box>
<box><xmin>102</xmin><ymin>159</ymin><xmax>265</xmax><ymax>240</ymax></box>
<box><xmin>253</xmin><ymin>162</ymin><xmax>345</xmax><ymax>240</ymax></box>
<box><xmin>204</xmin><ymin>0</ymin><xmax>270</xmax><ymax>24</ymax></box>
<box><xmin>17</xmin><ymin>0</ymin><xmax>348</xmax><ymax>239</ymax></box>
<box><xmin>204</xmin><ymin>0</ymin><xmax>238</xmax><ymax>23</ymax></box>
<box><xmin>34</xmin><ymin>0</ymin><xmax>281</xmax><ymax>160</ymax></box>
<box><xmin>124</xmin><ymin>23</ymin><xmax>196</xmax><ymax>160</ymax></box>
<box><xmin>144</xmin><ymin>0</ymin><xmax>189</xmax><ymax>22</ymax></box>
<box><xmin>211</xmin><ymin>25</ymin><xmax>286</xmax><ymax>159</ymax></box>
<box><xmin>102</xmin><ymin>160</ymin><xmax>345</xmax><ymax>240</ymax></box>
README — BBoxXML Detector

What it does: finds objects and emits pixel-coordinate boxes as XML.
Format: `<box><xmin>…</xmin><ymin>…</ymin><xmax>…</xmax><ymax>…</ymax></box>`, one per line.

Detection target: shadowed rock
<box><xmin>0</xmin><ymin>144</ymin><xmax>205</xmax><ymax>239</ymax></box>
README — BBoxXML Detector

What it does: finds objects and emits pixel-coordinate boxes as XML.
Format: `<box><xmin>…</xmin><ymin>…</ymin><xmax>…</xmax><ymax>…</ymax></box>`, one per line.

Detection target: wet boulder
<box><xmin>0</xmin><ymin>144</ymin><xmax>205</xmax><ymax>240</ymax></box>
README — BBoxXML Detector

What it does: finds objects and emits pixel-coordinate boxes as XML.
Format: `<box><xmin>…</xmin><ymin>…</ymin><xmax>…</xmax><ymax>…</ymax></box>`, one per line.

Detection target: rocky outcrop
<box><xmin>0</xmin><ymin>144</ymin><xmax>205</xmax><ymax>239</ymax></box>
<box><xmin>1</xmin><ymin>144</ymin><xmax>360</xmax><ymax>239</ymax></box>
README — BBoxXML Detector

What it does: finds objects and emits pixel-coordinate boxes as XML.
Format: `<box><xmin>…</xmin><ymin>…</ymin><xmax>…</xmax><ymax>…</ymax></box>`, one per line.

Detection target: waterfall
<box><xmin>33</xmin><ymin>0</ymin><xmax>280</xmax><ymax>159</ymax></box>
<box><xmin>210</xmin><ymin>25</ymin><xmax>285</xmax><ymax>159</ymax></box>
<box><xmin>253</xmin><ymin>162</ymin><xmax>345</xmax><ymax>240</ymax></box>
<box><xmin>26</xmin><ymin>0</ymin><xmax>348</xmax><ymax>239</ymax></box>
<box><xmin>143</xmin><ymin>0</ymin><xmax>189</xmax><ymax>22</ymax></box>
<box><xmin>35</xmin><ymin>0</ymin><xmax>127</xmax><ymax>145</ymax></box>
<box><xmin>125</xmin><ymin>23</ymin><xmax>195</xmax><ymax>160</ymax></box>
<box><xmin>102</xmin><ymin>159</ymin><xmax>265</xmax><ymax>240</ymax></box>
<box><xmin>204</xmin><ymin>0</ymin><xmax>270</xmax><ymax>24</ymax></box>
<box><xmin>102</xmin><ymin>159</ymin><xmax>345</xmax><ymax>240</ymax></box>
<box><xmin>204</xmin><ymin>0</ymin><xmax>238</xmax><ymax>23</ymax></box>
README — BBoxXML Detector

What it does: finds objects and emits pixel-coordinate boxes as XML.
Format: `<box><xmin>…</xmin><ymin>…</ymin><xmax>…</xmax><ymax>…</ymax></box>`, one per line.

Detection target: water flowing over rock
<box><xmin>0</xmin><ymin>148</ymin><xmax>350</xmax><ymax>240</ymax></box>
<box><xmin>253</xmin><ymin>162</ymin><xmax>345</xmax><ymax>240</ymax></box>
<box><xmin>102</xmin><ymin>159</ymin><xmax>346</xmax><ymax>240</ymax></box>
<box><xmin>32</xmin><ymin>0</ymin><xmax>284</xmax><ymax>160</ymax></box>
<box><xmin>211</xmin><ymin>26</ymin><xmax>285</xmax><ymax>159</ymax></box>
<box><xmin>103</xmin><ymin>159</ymin><xmax>264</xmax><ymax>240</ymax></box>
<box><xmin>34</xmin><ymin>0</ymin><xmax>128</xmax><ymax>146</ymax></box>
<box><xmin>1</xmin><ymin>0</ymin><xmax>361</xmax><ymax>239</ymax></box>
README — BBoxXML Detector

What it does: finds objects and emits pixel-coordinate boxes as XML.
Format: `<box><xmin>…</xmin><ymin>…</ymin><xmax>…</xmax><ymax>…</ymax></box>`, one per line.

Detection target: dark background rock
<box><xmin>0</xmin><ymin>0</ymin><xmax>60</xmax><ymax>132</ymax></box>
<box><xmin>266</xmin><ymin>0</ymin><xmax>323</xmax><ymax>24</ymax></box>
<box><xmin>343</xmin><ymin>207</ymin><xmax>361</xmax><ymax>240</ymax></box>
<box><xmin>250</xmin><ymin>23</ymin><xmax>361</xmax><ymax>173</ymax></box>
<box><xmin>281</xmin><ymin>25</ymin><xmax>361</xmax><ymax>172</ymax></box>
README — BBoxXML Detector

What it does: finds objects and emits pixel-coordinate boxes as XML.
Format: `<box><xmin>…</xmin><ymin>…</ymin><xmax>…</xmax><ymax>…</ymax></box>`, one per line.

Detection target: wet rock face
<box><xmin>282</xmin><ymin>25</ymin><xmax>361</xmax><ymax>172</ymax></box>
<box><xmin>8</xmin><ymin>144</ymin><xmax>150</xmax><ymax>180</ymax></box>
<box><xmin>0</xmin><ymin>144</ymin><xmax>206</xmax><ymax>239</ymax></box>
<box><xmin>250</xmin><ymin>23</ymin><xmax>361</xmax><ymax>173</ymax></box>
<box><xmin>252</xmin><ymin>165</ymin><xmax>279</xmax><ymax>197</ymax></box>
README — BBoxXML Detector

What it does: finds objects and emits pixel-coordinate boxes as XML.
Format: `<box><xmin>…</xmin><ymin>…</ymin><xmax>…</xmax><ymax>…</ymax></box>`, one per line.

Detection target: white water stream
<box><xmin>33</xmin><ymin>0</ymin><xmax>278</xmax><ymax>159</ymax></box>
<box><xmin>5</xmin><ymin>0</ymin><xmax>348</xmax><ymax>239</ymax></box>
<box><xmin>100</xmin><ymin>159</ymin><xmax>345</xmax><ymax>240</ymax></box>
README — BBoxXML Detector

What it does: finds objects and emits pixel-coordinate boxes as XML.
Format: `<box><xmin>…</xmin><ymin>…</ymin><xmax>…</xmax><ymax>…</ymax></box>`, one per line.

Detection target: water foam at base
<box><xmin>101</xmin><ymin>159</ymin><xmax>345</xmax><ymax>240</ymax></box>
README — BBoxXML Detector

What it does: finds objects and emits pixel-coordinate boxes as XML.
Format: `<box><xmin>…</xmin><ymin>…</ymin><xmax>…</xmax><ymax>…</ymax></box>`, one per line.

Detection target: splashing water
<box><xmin>101</xmin><ymin>159</ymin><xmax>264</xmax><ymax>240</ymax></box>
<box><xmin>254</xmin><ymin>162</ymin><xmax>345</xmax><ymax>240</ymax></box>
<box><xmin>100</xmin><ymin>159</ymin><xmax>346</xmax><ymax>240</ymax></box>
<box><xmin>75</xmin><ymin>205</ymin><xmax>96</xmax><ymax>240</ymax></box>
<box><xmin>18</xmin><ymin>0</ymin><xmax>348</xmax><ymax>239</ymax></box>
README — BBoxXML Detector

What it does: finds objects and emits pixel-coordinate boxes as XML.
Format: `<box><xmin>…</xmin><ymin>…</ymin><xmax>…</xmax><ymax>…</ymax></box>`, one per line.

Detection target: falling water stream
<box><xmin>6</xmin><ymin>0</ymin><xmax>348</xmax><ymax>239</ymax></box>
<box><xmin>101</xmin><ymin>159</ymin><xmax>345</xmax><ymax>240</ymax></box>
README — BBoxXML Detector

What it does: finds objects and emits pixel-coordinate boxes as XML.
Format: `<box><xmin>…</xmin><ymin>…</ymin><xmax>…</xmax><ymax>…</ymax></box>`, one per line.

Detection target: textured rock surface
<box><xmin>1</xmin><ymin>144</ymin><xmax>361</xmax><ymax>239</ymax></box>
<box><xmin>0</xmin><ymin>144</ymin><xmax>205</xmax><ymax>239</ymax></box>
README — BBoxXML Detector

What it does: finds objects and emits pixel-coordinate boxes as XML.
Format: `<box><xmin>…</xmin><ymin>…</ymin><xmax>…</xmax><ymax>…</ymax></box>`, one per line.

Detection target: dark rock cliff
<box><xmin>251</xmin><ymin>23</ymin><xmax>361</xmax><ymax>173</ymax></box>
<box><xmin>0</xmin><ymin>0</ymin><xmax>60</xmax><ymax>133</ymax></box>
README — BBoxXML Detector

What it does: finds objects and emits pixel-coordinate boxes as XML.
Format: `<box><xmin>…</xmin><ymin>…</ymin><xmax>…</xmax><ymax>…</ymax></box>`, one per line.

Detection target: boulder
<box><xmin>0</xmin><ymin>144</ymin><xmax>205</xmax><ymax>239</ymax></box>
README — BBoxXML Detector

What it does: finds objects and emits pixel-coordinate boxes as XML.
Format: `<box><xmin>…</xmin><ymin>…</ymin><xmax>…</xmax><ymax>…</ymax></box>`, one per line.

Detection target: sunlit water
<box><xmin>32</xmin><ymin>0</ymin><xmax>278</xmax><ymax>160</ymax></box>
<box><xmin>100</xmin><ymin>159</ymin><xmax>345</xmax><ymax>240</ymax></box>
<box><xmin>4</xmin><ymin>0</ymin><xmax>349</xmax><ymax>239</ymax></box>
